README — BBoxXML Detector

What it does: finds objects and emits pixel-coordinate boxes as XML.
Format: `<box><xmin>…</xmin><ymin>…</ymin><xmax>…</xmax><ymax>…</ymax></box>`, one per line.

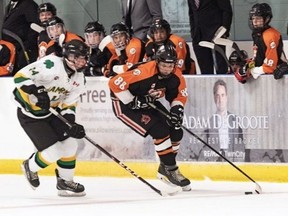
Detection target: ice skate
<box><xmin>21</xmin><ymin>159</ymin><xmax>40</xmax><ymax>190</ymax></box>
<box><xmin>157</xmin><ymin>163</ymin><xmax>191</xmax><ymax>191</ymax></box>
<box><xmin>55</xmin><ymin>169</ymin><xmax>86</xmax><ymax>197</ymax></box>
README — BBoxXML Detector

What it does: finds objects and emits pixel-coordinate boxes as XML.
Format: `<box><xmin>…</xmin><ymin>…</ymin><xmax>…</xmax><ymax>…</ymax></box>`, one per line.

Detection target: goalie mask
<box><xmin>110</xmin><ymin>22</ymin><xmax>130</xmax><ymax>51</ymax></box>
<box><xmin>46</xmin><ymin>16</ymin><xmax>66</xmax><ymax>42</ymax></box>
<box><xmin>156</xmin><ymin>44</ymin><xmax>177</xmax><ymax>78</ymax></box>
<box><xmin>62</xmin><ymin>40</ymin><xmax>90</xmax><ymax>75</ymax></box>
<box><xmin>150</xmin><ymin>19</ymin><xmax>171</xmax><ymax>45</ymax></box>
<box><xmin>84</xmin><ymin>21</ymin><xmax>106</xmax><ymax>49</ymax></box>
<box><xmin>249</xmin><ymin>3</ymin><xmax>272</xmax><ymax>33</ymax></box>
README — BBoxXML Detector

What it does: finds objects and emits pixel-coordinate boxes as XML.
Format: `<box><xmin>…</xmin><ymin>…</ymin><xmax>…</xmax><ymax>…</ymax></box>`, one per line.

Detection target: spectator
<box><xmin>83</xmin><ymin>21</ymin><xmax>106</xmax><ymax>76</ymax></box>
<box><xmin>108</xmin><ymin>44</ymin><xmax>191</xmax><ymax>191</ymax></box>
<box><xmin>204</xmin><ymin>79</ymin><xmax>244</xmax><ymax>162</ymax></box>
<box><xmin>0</xmin><ymin>40</ymin><xmax>16</xmax><ymax>76</ymax></box>
<box><xmin>144</xmin><ymin>18</ymin><xmax>195</xmax><ymax>74</ymax></box>
<box><xmin>187</xmin><ymin>0</ymin><xmax>233</xmax><ymax>74</ymax></box>
<box><xmin>120</xmin><ymin>0</ymin><xmax>162</xmax><ymax>43</ymax></box>
<box><xmin>1</xmin><ymin>0</ymin><xmax>40</xmax><ymax>73</ymax></box>
<box><xmin>101</xmin><ymin>22</ymin><xmax>145</xmax><ymax>77</ymax></box>
<box><xmin>235</xmin><ymin>3</ymin><xmax>285</xmax><ymax>83</ymax></box>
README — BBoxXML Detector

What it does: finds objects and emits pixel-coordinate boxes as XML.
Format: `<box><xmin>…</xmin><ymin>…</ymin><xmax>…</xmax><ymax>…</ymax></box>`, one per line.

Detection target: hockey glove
<box><xmin>31</xmin><ymin>86</ymin><xmax>50</xmax><ymax>110</ymax></box>
<box><xmin>234</xmin><ymin>60</ymin><xmax>254</xmax><ymax>84</ymax></box>
<box><xmin>274</xmin><ymin>62</ymin><xmax>288</xmax><ymax>79</ymax></box>
<box><xmin>66</xmin><ymin>123</ymin><xmax>86</xmax><ymax>139</ymax></box>
<box><xmin>167</xmin><ymin>105</ymin><xmax>184</xmax><ymax>129</ymax></box>
<box><xmin>129</xmin><ymin>95</ymin><xmax>155</xmax><ymax>110</ymax></box>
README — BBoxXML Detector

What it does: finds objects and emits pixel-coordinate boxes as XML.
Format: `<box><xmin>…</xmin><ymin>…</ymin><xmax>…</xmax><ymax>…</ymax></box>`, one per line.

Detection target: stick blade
<box><xmin>30</xmin><ymin>23</ymin><xmax>44</xmax><ymax>33</ymax></box>
<box><xmin>214</xmin><ymin>38</ymin><xmax>233</xmax><ymax>47</ymax></box>
<box><xmin>212</xmin><ymin>26</ymin><xmax>227</xmax><ymax>41</ymax></box>
<box><xmin>199</xmin><ymin>41</ymin><xmax>215</xmax><ymax>49</ymax></box>
<box><xmin>58</xmin><ymin>33</ymin><xmax>66</xmax><ymax>47</ymax></box>
<box><xmin>255</xmin><ymin>183</ymin><xmax>262</xmax><ymax>194</ymax></box>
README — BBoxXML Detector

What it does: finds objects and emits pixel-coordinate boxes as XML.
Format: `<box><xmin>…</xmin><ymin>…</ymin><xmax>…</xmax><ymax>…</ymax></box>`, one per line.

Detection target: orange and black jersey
<box><xmin>109</xmin><ymin>60</ymin><xmax>188</xmax><ymax>107</ymax></box>
<box><xmin>38</xmin><ymin>31</ymin><xmax>83</xmax><ymax>58</ymax></box>
<box><xmin>103</xmin><ymin>37</ymin><xmax>145</xmax><ymax>72</ymax></box>
<box><xmin>0</xmin><ymin>39</ymin><xmax>16</xmax><ymax>76</ymax></box>
<box><xmin>252</xmin><ymin>27</ymin><xmax>284</xmax><ymax>74</ymax></box>
<box><xmin>145</xmin><ymin>34</ymin><xmax>194</xmax><ymax>74</ymax></box>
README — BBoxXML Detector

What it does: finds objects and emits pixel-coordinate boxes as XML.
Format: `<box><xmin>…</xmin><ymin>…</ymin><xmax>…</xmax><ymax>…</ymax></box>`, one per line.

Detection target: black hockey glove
<box><xmin>274</xmin><ymin>62</ymin><xmax>288</xmax><ymax>80</ymax></box>
<box><xmin>167</xmin><ymin>105</ymin><xmax>184</xmax><ymax>129</ymax></box>
<box><xmin>66</xmin><ymin>123</ymin><xmax>86</xmax><ymax>139</ymax></box>
<box><xmin>31</xmin><ymin>86</ymin><xmax>50</xmax><ymax>110</ymax></box>
<box><xmin>129</xmin><ymin>95</ymin><xmax>155</xmax><ymax>110</ymax></box>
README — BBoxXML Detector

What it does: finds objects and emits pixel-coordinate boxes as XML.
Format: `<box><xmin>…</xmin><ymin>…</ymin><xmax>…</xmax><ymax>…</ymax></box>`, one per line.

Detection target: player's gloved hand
<box><xmin>234</xmin><ymin>60</ymin><xmax>254</xmax><ymax>84</ymax></box>
<box><xmin>129</xmin><ymin>95</ymin><xmax>154</xmax><ymax>110</ymax></box>
<box><xmin>66</xmin><ymin>123</ymin><xmax>86</xmax><ymax>139</ymax></box>
<box><xmin>31</xmin><ymin>86</ymin><xmax>50</xmax><ymax>110</ymax></box>
<box><xmin>167</xmin><ymin>105</ymin><xmax>184</xmax><ymax>129</ymax></box>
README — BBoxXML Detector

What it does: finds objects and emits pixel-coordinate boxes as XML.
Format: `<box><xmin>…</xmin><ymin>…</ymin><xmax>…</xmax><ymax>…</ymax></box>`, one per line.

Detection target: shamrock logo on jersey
<box><xmin>44</xmin><ymin>60</ymin><xmax>55</xmax><ymax>69</ymax></box>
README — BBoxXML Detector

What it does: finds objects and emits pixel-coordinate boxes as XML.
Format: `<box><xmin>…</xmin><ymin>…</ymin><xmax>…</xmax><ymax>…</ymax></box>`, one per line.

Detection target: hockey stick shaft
<box><xmin>148</xmin><ymin>103</ymin><xmax>262</xmax><ymax>194</ymax></box>
<box><xmin>2</xmin><ymin>29</ymin><xmax>30</xmax><ymax>64</ymax></box>
<box><xmin>49</xmin><ymin>108</ymin><xmax>168</xmax><ymax>196</ymax></box>
<box><xmin>199</xmin><ymin>41</ymin><xmax>233</xmax><ymax>72</ymax></box>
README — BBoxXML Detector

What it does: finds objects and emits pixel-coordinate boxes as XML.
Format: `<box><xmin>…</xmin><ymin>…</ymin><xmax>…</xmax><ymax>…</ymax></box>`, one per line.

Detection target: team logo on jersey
<box><xmin>270</xmin><ymin>41</ymin><xmax>276</xmax><ymax>49</ymax></box>
<box><xmin>130</xmin><ymin>48</ymin><xmax>136</xmax><ymax>55</ymax></box>
<box><xmin>44</xmin><ymin>59</ymin><xmax>54</xmax><ymax>69</ymax></box>
<box><xmin>178</xmin><ymin>42</ymin><xmax>183</xmax><ymax>49</ymax></box>
<box><xmin>133</xmin><ymin>69</ymin><xmax>141</xmax><ymax>75</ymax></box>
<box><xmin>141</xmin><ymin>114</ymin><xmax>151</xmax><ymax>125</ymax></box>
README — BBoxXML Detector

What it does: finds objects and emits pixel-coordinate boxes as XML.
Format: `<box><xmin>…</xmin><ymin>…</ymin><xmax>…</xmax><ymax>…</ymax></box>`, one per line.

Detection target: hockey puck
<box><xmin>244</xmin><ymin>192</ymin><xmax>253</xmax><ymax>195</ymax></box>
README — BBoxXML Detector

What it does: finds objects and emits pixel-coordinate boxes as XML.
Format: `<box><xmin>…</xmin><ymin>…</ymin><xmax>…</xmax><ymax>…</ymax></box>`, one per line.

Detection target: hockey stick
<box><xmin>30</xmin><ymin>23</ymin><xmax>44</xmax><ymax>33</ymax></box>
<box><xmin>199</xmin><ymin>41</ymin><xmax>233</xmax><ymax>72</ymax></box>
<box><xmin>214</xmin><ymin>38</ymin><xmax>246</xmax><ymax>62</ymax></box>
<box><xmin>2</xmin><ymin>28</ymin><xmax>30</xmax><ymax>64</ymax></box>
<box><xmin>210</xmin><ymin>26</ymin><xmax>227</xmax><ymax>73</ymax></box>
<box><xmin>148</xmin><ymin>103</ymin><xmax>262</xmax><ymax>194</ymax></box>
<box><xmin>49</xmin><ymin>108</ymin><xmax>181</xmax><ymax>196</ymax></box>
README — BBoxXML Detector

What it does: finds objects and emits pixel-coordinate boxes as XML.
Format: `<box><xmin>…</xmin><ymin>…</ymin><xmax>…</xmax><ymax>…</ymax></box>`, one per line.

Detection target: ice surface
<box><xmin>0</xmin><ymin>175</ymin><xmax>287</xmax><ymax>216</ymax></box>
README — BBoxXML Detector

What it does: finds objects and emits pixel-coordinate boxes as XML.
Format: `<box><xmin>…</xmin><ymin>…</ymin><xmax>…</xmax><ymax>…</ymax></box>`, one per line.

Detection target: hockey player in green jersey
<box><xmin>13</xmin><ymin>39</ymin><xmax>89</xmax><ymax>197</ymax></box>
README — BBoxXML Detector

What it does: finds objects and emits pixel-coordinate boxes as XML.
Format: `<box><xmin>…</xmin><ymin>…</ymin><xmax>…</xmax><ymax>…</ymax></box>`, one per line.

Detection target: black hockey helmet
<box><xmin>228</xmin><ymin>50</ymin><xmax>248</xmax><ymax>66</ymax></box>
<box><xmin>156</xmin><ymin>44</ymin><xmax>177</xmax><ymax>64</ymax></box>
<box><xmin>110</xmin><ymin>22</ymin><xmax>130</xmax><ymax>36</ymax></box>
<box><xmin>110</xmin><ymin>22</ymin><xmax>130</xmax><ymax>50</ymax></box>
<box><xmin>63</xmin><ymin>40</ymin><xmax>90</xmax><ymax>74</ymax></box>
<box><xmin>85</xmin><ymin>21</ymin><xmax>105</xmax><ymax>34</ymax></box>
<box><xmin>38</xmin><ymin>2</ymin><xmax>57</xmax><ymax>15</ymax></box>
<box><xmin>249</xmin><ymin>3</ymin><xmax>272</xmax><ymax>32</ymax></box>
<box><xmin>150</xmin><ymin>19</ymin><xmax>171</xmax><ymax>35</ymax></box>
<box><xmin>63</xmin><ymin>40</ymin><xmax>90</xmax><ymax>59</ymax></box>
<box><xmin>46</xmin><ymin>16</ymin><xmax>64</xmax><ymax>27</ymax></box>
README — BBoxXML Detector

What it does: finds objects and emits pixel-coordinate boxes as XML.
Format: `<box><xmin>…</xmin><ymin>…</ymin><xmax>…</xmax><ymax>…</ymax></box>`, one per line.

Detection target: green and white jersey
<box><xmin>13</xmin><ymin>55</ymin><xmax>85</xmax><ymax>119</ymax></box>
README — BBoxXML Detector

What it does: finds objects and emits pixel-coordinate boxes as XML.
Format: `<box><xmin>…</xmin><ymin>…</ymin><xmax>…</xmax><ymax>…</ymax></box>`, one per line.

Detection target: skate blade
<box><xmin>57</xmin><ymin>190</ymin><xmax>86</xmax><ymax>197</ymax></box>
<box><xmin>157</xmin><ymin>173</ymin><xmax>191</xmax><ymax>192</ymax></box>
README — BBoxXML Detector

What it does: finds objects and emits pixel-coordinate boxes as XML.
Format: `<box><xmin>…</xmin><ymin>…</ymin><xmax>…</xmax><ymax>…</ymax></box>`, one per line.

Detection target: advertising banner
<box><xmin>77</xmin><ymin>76</ymin><xmax>288</xmax><ymax>163</ymax></box>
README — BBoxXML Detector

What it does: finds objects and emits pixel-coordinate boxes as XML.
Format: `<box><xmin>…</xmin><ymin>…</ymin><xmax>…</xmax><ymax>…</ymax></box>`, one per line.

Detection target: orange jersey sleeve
<box><xmin>262</xmin><ymin>28</ymin><xmax>282</xmax><ymax>74</ymax></box>
<box><xmin>0</xmin><ymin>40</ymin><xmax>16</xmax><ymax>76</ymax></box>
